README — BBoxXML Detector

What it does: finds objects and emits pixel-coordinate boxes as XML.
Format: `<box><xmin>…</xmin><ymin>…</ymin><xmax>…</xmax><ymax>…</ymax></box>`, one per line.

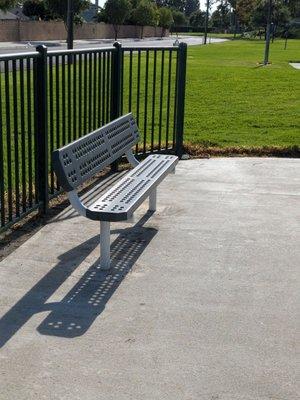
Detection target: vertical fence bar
<box><xmin>55</xmin><ymin>55</ymin><xmax>60</xmax><ymax>191</ymax></box>
<box><xmin>4</xmin><ymin>61</ymin><xmax>13</xmax><ymax>221</ymax></box>
<box><xmin>136</xmin><ymin>50</ymin><xmax>141</xmax><ymax>153</ymax></box>
<box><xmin>97</xmin><ymin>52</ymin><xmax>102</xmax><ymax>127</ymax></box>
<box><xmin>173</xmin><ymin>51</ymin><xmax>179</xmax><ymax>149</ymax></box>
<box><xmin>120</xmin><ymin>51</ymin><xmax>124</xmax><ymax>114</ymax></box>
<box><xmin>27</xmin><ymin>57</ymin><xmax>33</xmax><ymax>206</ymax></box>
<box><xmin>62</xmin><ymin>54</ymin><xmax>66</xmax><ymax>145</ymax></box>
<box><xmin>166</xmin><ymin>50</ymin><xmax>172</xmax><ymax>149</ymax></box>
<box><xmin>84</xmin><ymin>53</ymin><xmax>88</xmax><ymax>133</ymax></box>
<box><xmin>20</xmin><ymin>59</ymin><xmax>27</xmax><ymax>212</ymax></box>
<box><xmin>73</xmin><ymin>54</ymin><xmax>77</xmax><ymax>139</ymax></box>
<box><xmin>35</xmin><ymin>45</ymin><xmax>48</xmax><ymax>214</ymax></box>
<box><xmin>78</xmin><ymin>53</ymin><xmax>83</xmax><ymax>137</ymax></box>
<box><xmin>67</xmin><ymin>54</ymin><xmax>72</xmax><ymax>143</ymax></box>
<box><xmin>101</xmin><ymin>52</ymin><xmax>106</xmax><ymax>126</ymax></box>
<box><xmin>106</xmin><ymin>52</ymin><xmax>110</xmax><ymax>123</ymax></box>
<box><xmin>111</xmin><ymin>43</ymin><xmax>122</xmax><ymax>120</ymax></box>
<box><xmin>12</xmin><ymin>60</ymin><xmax>20</xmax><ymax>217</ymax></box>
<box><xmin>88</xmin><ymin>52</ymin><xmax>93</xmax><ymax>132</ymax></box>
<box><xmin>49</xmin><ymin>56</ymin><xmax>54</xmax><ymax>194</ymax></box>
<box><xmin>0</xmin><ymin>72</ymin><xmax>5</xmax><ymax>226</ymax></box>
<box><xmin>175</xmin><ymin>43</ymin><xmax>187</xmax><ymax>158</ymax></box>
<box><xmin>129</xmin><ymin>50</ymin><xmax>133</xmax><ymax>111</ymax></box>
<box><xmin>143</xmin><ymin>50</ymin><xmax>149</xmax><ymax>154</ymax></box>
<box><xmin>151</xmin><ymin>51</ymin><xmax>157</xmax><ymax>152</ymax></box>
<box><xmin>110</xmin><ymin>43</ymin><xmax>122</xmax><ymax>172</ymax></box>
<box><xmin>93</xmin><ymin>51</ymin><xmax>97</xmax><ymax>130</ymax></box>
<box><xmin>158</xmin><ymin>50</ymin><xmax>165</xmax><ymax>151</ymax></box>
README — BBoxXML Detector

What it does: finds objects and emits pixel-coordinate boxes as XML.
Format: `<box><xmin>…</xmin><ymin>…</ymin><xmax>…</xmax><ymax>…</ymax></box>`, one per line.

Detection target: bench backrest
<box><xmin>52</xmin><ymin>113</ymin><xmax>139</xmax><ymax>192</ymax></box>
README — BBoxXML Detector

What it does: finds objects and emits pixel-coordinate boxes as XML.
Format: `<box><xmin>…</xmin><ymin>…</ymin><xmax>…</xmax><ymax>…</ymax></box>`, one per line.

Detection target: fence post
<box><xmin>110</xmin><ymin>42</ymin><xmax>122</xmax><ymax>173</ymax></box>
<box><xmin>35</xmin><ymin>45</ymin><xmax>49</xmax><ymax>214</ymax></box>
<box><xmin>175</xmin><ymin>42</ymin><xmax>187</xmax><ymax>159</ymax></box>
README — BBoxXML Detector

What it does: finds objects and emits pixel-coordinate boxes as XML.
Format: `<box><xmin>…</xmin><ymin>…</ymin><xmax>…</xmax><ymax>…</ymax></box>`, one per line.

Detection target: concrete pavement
<box><xmin>0</xmin><ymin>158</ymin><xmax>299</xmax><ymax>399</ymax></box>
<box><xmin>0</xmin><ymin>35</ymin><xmax>227</xmax><ymax>54</ymax></box>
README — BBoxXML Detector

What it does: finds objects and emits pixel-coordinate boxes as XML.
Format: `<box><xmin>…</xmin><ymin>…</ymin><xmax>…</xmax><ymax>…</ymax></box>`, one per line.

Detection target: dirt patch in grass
<box><xmin>184</xmin><ymin>144</ymin><xmax>300</xmax><ymax>158</ymax></box>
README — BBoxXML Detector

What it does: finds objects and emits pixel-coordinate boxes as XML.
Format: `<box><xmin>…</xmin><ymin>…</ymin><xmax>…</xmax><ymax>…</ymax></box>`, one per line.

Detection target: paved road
<box><xmin>0</xmin><ymin>158</ymin><xmax>299</xmax><ymax>400</ymax></box>
<box><xmin>0</xmin><ymin>35</ymin><xmax>227</xmax><ymax>55</ymax></box>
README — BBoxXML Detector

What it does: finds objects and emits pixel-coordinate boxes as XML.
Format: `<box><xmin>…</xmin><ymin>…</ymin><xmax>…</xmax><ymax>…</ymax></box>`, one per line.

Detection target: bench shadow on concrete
<box><xmin>0</xmin><ymin>213</ymin><xmax>156</xmax><ymax>347</ymax></box>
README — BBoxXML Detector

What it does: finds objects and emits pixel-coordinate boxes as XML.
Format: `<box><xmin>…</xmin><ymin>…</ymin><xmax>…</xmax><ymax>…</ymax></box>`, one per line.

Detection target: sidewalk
<box><xmin>0</xmin><ymin>158</ymin><xmax>299</xmax><ymax>400</ymax></box>
<box><xmin>0</xmin><ymin>35</ymin><xmax>227</xmax><ymax>54</ymax></box>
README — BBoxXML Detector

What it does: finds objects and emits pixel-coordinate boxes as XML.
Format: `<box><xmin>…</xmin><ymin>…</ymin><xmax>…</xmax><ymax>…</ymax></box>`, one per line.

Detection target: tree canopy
<box><xmin>132</xmin><ymin>0</ymin><xmax>158</xmax><ymax>37</ymax></box>
<box><xmin>23</xmin><ymin>0</ymin><xmax>49</xmax><ymax>20</ymax></box>
<box><xmin>189</xmin><ymin>9</ymin><xmax>206</xmax><ymax>28</ymax></box>
<box><xmin>251</xmin><ymin>0</ymin><xmax>291</xmax><ymax>28</ymax></box>
<box><xmin>45</xmin><ymin>0</ymin><xmax>89</xmax><ymax>25</ymax></box>
<box><xmin>159</xmin><ymin>7</ymin><xmax>173</xmax><ymax>28</ymax></box>
<box><xmin>0</xmin><ymin>0</ymin><xmax>17</xmax><ymax>11</ymax></box>
<box><xmin>2</xmin><ymin>0</ymin><xmax>298</xmax><ymax>38</ymax></box>
<box><xmin>103</xmin><ymin>0</ymin><xmax>132</xmax><ymax>40</ymax></box>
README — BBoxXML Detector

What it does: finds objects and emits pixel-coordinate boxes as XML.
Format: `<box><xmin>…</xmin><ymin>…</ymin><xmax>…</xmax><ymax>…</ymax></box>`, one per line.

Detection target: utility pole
<box><xmin>67</xmin><ymin>0</ymin><xmax>74</xmax><ymax>50</ymax></box>
<box><xmin>204</xmin><ymin>0</ymin><xmax>210</xmax><ymax>45</ymax></box>
<box><xmin>263</xmin><ymin>0</ymin><xmax>272</xmax><ymax>65</ymax></box>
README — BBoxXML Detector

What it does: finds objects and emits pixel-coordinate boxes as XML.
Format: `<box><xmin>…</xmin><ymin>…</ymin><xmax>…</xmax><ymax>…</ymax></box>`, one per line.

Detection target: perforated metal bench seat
<box><xmin>52</xmin><ymin>113</ymin><xmax>178</xmax><ymax>269</ymax></box>
<box><xmin>87</xmin><ymin>154</ymin><xmax>177</xmax><ymax>221</ymax></box>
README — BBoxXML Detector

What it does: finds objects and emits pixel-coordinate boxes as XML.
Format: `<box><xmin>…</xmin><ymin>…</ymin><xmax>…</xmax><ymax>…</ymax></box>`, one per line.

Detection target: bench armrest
<box><xmin>68</xmin><ymin>191</ymin><xmax>88</xmax><ymax>217</ymax></box>
<box><xmin>125</xmin><ymin>150</ymin><xmax>140</xmax><ymax>167</ymax></box>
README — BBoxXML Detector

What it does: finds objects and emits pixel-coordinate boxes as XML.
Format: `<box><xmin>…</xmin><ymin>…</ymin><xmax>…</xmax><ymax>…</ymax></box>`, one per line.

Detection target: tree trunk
<box><xmin>113</xmin><ymin>25</ymin><xmax>119</xmax><ymax>41</ymax></box>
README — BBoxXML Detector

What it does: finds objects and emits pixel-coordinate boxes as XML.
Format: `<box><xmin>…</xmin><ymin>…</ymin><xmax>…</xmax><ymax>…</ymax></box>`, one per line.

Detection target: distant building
<box><xmin>0</xmin><ymin>7</ymin><xmax>29</xmax><ymax>20</ymax></box>
<box><xmin>10</xmin><ymin>7</ymin><xmax>29</xmax><ymax>20</ymax></box>
<box><xmin>0</xmin><ymin>10</ymin><xmax>18</xmax><ymax>20</ymax></box>
<box><xmin>81</xmin><ymin>3</ymin><xmax>99</xmax><ymax>22</ymax></box>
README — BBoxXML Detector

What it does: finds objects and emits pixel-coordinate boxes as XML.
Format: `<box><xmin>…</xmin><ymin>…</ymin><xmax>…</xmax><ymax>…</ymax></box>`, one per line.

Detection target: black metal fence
<box><xmin>0</xmin><ymin>42</ymin><xmax>187</xmax><ymax>233</ymax></box>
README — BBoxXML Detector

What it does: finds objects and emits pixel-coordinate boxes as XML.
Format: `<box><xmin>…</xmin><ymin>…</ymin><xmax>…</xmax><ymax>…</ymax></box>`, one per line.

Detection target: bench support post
<box><xmin>149</xmin><ymin>188</ymin><xmax>157</xmax><ymax>212</ymax></box>
<box><xmin>100</xmin><ymin>221</ymin><xmax>111</xmax><ymax>270</ymax></box>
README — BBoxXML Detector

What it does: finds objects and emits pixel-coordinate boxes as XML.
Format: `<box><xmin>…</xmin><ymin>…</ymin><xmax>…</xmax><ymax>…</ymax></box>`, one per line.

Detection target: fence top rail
<box><xmin>47</xmin><ymin>46</ymin><xmax>115</xmax><ymax>57</ymax></box>
<box><xmin>0</xmin><ymin>51</ymin><xmax>39</xmax><ymax>61</ymax></box>
<box><xmin>122</xmin><ymin>46</ymin><xmax>179</xmax><ymax>52</ymax></box>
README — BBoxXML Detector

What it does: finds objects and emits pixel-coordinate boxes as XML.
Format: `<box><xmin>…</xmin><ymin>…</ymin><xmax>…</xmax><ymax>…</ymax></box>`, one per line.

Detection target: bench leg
<box><xmin>100</xmin><ymin>221</ymin><xmax>111</xmax><ymax>270</ymax></box>
<box><xmin>149</xmin><ymin>188</ymin><xmax>157</xmax><ymax>212</ymax></box>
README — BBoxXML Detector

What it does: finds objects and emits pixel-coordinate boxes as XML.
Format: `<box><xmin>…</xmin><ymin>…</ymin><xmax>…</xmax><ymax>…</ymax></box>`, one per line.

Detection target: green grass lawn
<box><xmin>184</xmin><ymin>39</ymin><xmax>300</xmax><ymax>149</ymax></box>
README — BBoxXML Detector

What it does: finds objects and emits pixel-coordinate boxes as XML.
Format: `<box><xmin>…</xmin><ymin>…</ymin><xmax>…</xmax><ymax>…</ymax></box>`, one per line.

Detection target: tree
<box><xmin>227</xmin><ymin>0</ymin><xmax>239</xmax><ymax>36</ymax></box>
<box><xmin>0</xmin><ymin>0</ymin><xmax>18</xmax><ymax>11</ymax></box>
<box><xmin>211</xmin><ymin>1</ymin><xmax>231</xmax><ymax>32</ymax></box>
<box><xmin>45</xmin><ymin>0</ymin><xmax>89</xmax><ymax>26</ymax></box>
<box><xmin>203</xmin><ymin>0</ymin><xmax>212</xmax><ymax>44</ymax></box>
<box><xmin>161</xmin><ymin>0</ymin><xmax>185</xmax><ymax>13</ymax></box>
<box><xmin>185</xmin><ymin>0</ymin><xmax>200</xmax><ymax>16</ymax></box>
<box><xmin>189</xmin><ymin>9</ymin><xmax>206</xmax><ymax>29</ymax></box>
<box><xmin>252</xmin><ymin>0</ymin><xmax>291</xmax><ymax>30</ymax></box>
<box><xmin>103</xmin><ymin>0</ymin><xmax>132</xmax><ymax>40</ymax></box>
<box><xmin>158</xmin><ymin>7</ymin><xmax>173</xmax><ymax>37</ymax></box>
<box><xmin>22</xmin><ymin>0</ymin><xmax>49</xmax><ymax>20</ymax></box>
<box><xmin>172</xmin><ymin>9</ymin><xmax>186</xmax><ymax>35</ymax></box>
<box><xmin>94</xmin><ymin>7</ymin><xmax>108</xmax><ymax>23</ymax></box>
<box><xmin>236</xmin><ymin>0</ymin><xmax>257</xmax><ymax>29</ymax></box>
<box><xmin>285</xmin><ymin>0</ymin><xmax>300</xmax><ymax>18</ymax></box>
<box><xmin>132</xmin><ymin>0</ymin><xmax>158</xmax><ymax>39</ymax></box>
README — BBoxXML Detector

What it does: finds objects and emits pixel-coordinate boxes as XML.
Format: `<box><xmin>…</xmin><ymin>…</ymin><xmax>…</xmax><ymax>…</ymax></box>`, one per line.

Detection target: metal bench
<box><xmin>52</xmin><ymin>113</ymin><xmax>178</xmax><ymax>270</ymax></box>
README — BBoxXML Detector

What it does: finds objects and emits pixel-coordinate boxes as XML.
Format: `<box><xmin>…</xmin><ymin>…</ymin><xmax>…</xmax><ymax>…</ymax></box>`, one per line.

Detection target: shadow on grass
<box><xmin>0</xmin><ymin>212</ymin><xmax>156</xmax><ymax>347</ymax></box>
